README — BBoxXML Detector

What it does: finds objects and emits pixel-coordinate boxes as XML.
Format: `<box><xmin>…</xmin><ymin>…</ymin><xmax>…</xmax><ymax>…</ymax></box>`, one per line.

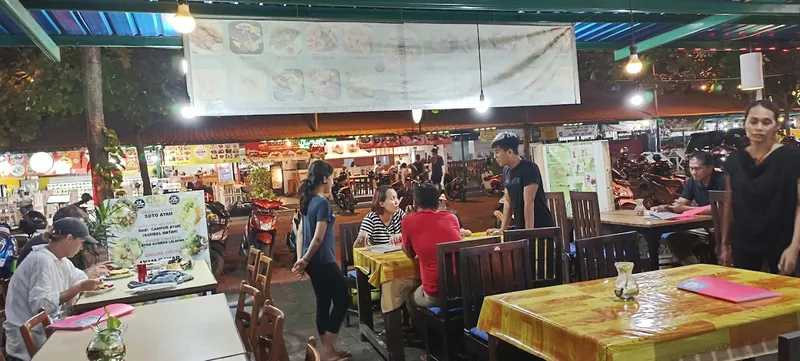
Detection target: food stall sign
<box><xmin>106</xmin><ymin>191</ymin><xmax>210</xmax><ymax>267</ymax></box>
<box><xmin>163</xmin><ymin>144</ymin><xmax>240</xmax><ymax>166</ymax></box>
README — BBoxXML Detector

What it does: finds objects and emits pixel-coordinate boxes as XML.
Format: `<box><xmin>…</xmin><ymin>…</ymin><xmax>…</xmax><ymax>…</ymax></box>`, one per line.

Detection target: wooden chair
<box><xmin>255</xmin><ymin>302</ymin><xmax>287</xmax><ymax>361</ymax></box>
<box><xmin>305</xmin><ymin>337</ymin><xmax>321</xmax><ymax>361</ymax></box>
<box><xmin>504</xmin><ymin>227</ymin><xmax>563</xmax><ymax>288</ymax></box>
<box><xmin>420</xmin><ymin>236</ymin><xmax>501</xmax><ymax>361</ymax></box>
<box><xmin>779</xmin><ymin>331</ymin><xmax>800</xmax><ymax>361</ymax></box>
<box><xmin>254</xmin><ymin>254</ymin><xmax>274</xmax><ymax>303</ymax></box>
<box><xmin>234</xmin><ymin>281</ymin><xmax>262</xmax><ymax>354</ymax></box>
<box><xmin>545</xmin><ymin>192</ymin><xmax>572</xmax><ymax>282</ymax></box>
<box><xmin>575</xmin><ymin>232</ymin><xmax>642</xmax><ymax>281</ymax></box>
<box><xmin>246</xmin><ymin>248</ymin><xmax>263</xmax><ymax>286</ymax></box>
<box><xmin>459</xmin><ymin>241</ymin><xmax>533</xmax><ymax>361</ymax></box>
<box><xmin>569</xmin><ymin>191</ymin><xmax>603</xmax><ymax>240</ymax></box>
<box><xmin>708</xmin><ymin>190</ymin><xmax>727</xmax><ymax>262</ymax></box>
<box><xmin>338</xmin><ymin>221</ymin><xmax>367</xmax><ymax>327</ymax></box>
<box><xmin>20</xmin><ymin>309</ymin><xmax>53</xmax><ymax>358</ymax></box>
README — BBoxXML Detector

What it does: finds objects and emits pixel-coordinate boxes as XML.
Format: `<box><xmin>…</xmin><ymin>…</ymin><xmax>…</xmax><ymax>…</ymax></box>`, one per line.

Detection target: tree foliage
<box><xmin>0</xmin><ymin>47</ymin><xmax>187</xmax><ymax>148</ymax></box>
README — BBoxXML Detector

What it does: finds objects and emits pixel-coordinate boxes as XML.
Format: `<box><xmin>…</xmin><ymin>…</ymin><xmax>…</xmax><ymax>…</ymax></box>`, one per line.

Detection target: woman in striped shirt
<box><xmin>355</xmin><ymin>185</ymin><xmax>405</xmax><ymax>246</ymax></box>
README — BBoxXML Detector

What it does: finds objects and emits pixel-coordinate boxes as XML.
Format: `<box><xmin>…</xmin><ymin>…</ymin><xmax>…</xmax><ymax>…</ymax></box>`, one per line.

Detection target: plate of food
<box><xmin>85</xmin><ymin>283</ymin><xmax>115</xmax><ymax>295</ymax></box>
<box><xmin>102</xmin><ymin>268</ymin><xmax>133</xmax><ymax>281</ymax></box>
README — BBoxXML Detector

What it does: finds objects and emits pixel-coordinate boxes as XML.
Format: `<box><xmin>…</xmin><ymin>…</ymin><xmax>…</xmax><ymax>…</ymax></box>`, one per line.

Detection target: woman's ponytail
<box><xmin>299</xmin><ymin>160</ymin><xmax>334</xmax><ymax>215</ymax></box>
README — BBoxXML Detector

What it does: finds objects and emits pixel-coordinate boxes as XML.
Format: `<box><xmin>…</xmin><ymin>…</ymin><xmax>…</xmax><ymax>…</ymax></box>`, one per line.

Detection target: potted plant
<box><xmin>86</xmin><ymin>307</ymin><xmax>127</xmax><ymax>361</ymax></box>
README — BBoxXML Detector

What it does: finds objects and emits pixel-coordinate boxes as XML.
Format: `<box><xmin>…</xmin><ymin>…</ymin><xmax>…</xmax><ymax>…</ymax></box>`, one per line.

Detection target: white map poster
<box><xmin>185</xmin><ymin>20</ymin><xmax>580</xmax><ymax>116</ymax></box>
<box><xmin>105</xmin><ymin>191</ymin><xmax>210</xmax><ymax>267</ymax></box>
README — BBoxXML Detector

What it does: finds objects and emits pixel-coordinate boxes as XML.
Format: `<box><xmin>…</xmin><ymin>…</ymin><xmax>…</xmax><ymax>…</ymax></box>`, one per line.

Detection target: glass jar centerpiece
<box><xmin>86</xmin><ymin>308</ymin><xmax>127</xmax><ymax>361</ymax></box>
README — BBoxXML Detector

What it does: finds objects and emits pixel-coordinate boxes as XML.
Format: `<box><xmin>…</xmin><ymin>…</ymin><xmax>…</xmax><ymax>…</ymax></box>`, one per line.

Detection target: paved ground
<box><xmin>217</xmin><ymin>195</ymin><xmax>503</xmax><ymax>360</ymax></box>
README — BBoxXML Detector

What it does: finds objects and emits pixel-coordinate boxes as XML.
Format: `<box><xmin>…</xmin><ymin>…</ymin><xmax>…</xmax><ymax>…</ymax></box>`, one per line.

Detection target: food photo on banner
<box><xmin>105</xmin><ymin>191</ymin><xmax>210</xmax><ymax>267</ymax></box>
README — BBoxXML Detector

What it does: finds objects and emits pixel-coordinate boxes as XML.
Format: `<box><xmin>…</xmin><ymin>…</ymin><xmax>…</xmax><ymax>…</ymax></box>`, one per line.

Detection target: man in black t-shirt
<box><xmin>651</xmin><ymin>151</ymin><xmax>725</xmax><ymax>265</ymax></box>
<box><xmin>486</xmin><ymin>132</ymin><xmax>553</xmax><ymax>235</ymax></box>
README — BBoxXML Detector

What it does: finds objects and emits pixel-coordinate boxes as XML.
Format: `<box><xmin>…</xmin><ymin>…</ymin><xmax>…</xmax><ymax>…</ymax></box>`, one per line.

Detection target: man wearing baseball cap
<box><xmin>4</xmin><ymin>217</ymin><xmax>103</xmax><ymax>361</ymax></box>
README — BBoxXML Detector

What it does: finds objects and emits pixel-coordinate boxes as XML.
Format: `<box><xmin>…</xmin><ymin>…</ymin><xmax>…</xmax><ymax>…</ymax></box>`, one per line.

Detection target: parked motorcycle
<box><xmin>332</xmin><ymin>178</ymin><xmax>356</xmax><ymax>214</ymax></box>
<box><xmin>443</xmin><ymin>173</ymin><xmax>467</xmax><ymax>202</ymax></box>
<box><xmin>241</xmin><ymin>198</ymin><xmax>283</xmax><ymax>258</ymax></box>
<box><xmin>480</xmin><ymin>171</ymin><xmax>504</xmax><ymax>196</ymax></box>
<box><xmin>206</xmin><ymin>200</ymin><xmax>230</xmax><ymax>276</ymax></box>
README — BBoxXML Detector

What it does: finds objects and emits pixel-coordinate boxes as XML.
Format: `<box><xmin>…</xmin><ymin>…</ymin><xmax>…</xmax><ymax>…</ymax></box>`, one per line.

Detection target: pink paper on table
<box><xmin>673</xmin><ymin>205</ymin><xmax>711</xmax><ymax>220</ymax></box>
<box><xmin>51</xmin><ymin>304</ymin><xmax>135</xmax><ymax>331</ymax></box>
<box><xmin>678</xmin><ymin>276</ymin><xmax>781</xmax><ymax>303</ymax></box>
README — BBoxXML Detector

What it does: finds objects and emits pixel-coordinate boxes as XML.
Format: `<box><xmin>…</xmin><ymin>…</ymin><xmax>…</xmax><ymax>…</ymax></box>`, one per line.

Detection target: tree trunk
<box><xmin>81</xmin><ymin>47</ymin><xmax>112</xmax><ymax>202</ymax></box>
<box><xmin>136</xmin><ymin>130</ymin><xmax>152</xmax><ymax>196</ymax></box>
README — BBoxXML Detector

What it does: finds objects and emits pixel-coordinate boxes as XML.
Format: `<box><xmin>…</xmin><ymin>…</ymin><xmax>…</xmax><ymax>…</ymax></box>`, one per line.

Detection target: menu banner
<box><xmin>244</xmin><ymin>140</ymin><xmax>326</xmax><ymax>161</ymax></box>
<box><xmin>0</xmin><ymin>151</ymin><xmax>88</xmax><ymax>177</ymax></box>
<box><xmin>185</xmin><ymin>20</ymin><xmax>580</xmax><ymax>116</ymax></box>
<box><xmin>163</xmin><ymin>144</ymin><xmax>240</xmax><ymax>166</ymax></box>
<box><xmin>357</xmin><ymin>133</ymin><xmax>452</xmax><ymax>150</ymax></box>
<box><xmin>106</xmin><ymin>191</ymin><xmax>210</xmax><ymax>267</ymax></box>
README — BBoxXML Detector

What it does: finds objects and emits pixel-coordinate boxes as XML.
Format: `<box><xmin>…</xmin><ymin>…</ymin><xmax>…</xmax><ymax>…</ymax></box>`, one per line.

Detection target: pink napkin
<box><xmin>51</xmin><ymin>304</ymin><xmax>135</xmax><ymax>331</ymax></box>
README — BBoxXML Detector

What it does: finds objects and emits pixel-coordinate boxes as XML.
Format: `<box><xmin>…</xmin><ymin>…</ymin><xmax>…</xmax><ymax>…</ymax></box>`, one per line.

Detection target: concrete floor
<box><xmin>218</xmin><ymin>195</ymin><xmax>503</xmax><ymax>360</ymax></box>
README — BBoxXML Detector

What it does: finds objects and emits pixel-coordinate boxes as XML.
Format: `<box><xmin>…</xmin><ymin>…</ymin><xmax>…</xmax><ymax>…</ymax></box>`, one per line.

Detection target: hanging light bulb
<box><xmin>475</xmin><ymin>91</ymin><xmax>490</xmax><ymax>113</ymax></box>
<box><xmin>411</xmin><ymin>109</ymin><xmax>423</xmax><ymax>123</ymax></box>
<box><xmin>625</xmin><ymin>46</ymin><xmax>643</xmax><ymax>74</ymax></box>
<box><xmin>171</xmin><ymin>0</ymin><xmax>196</xmax><ymax>34</ymax></box>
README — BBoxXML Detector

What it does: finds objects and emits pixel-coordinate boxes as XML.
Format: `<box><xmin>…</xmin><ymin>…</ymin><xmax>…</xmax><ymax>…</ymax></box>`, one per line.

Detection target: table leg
<box><xmin>356</xmin><ymin>268</ymin><xmax>374</xmax><ymax>342</ymax></box>
<box><xmin>383</xmin><ymin>308</ymin><xmax>405</xmax><ymax>361</ymax></box>
<box><xmin>642</xmin><ymin>230</ymin><xmax>663</xmax><ymax>271</ymax></box>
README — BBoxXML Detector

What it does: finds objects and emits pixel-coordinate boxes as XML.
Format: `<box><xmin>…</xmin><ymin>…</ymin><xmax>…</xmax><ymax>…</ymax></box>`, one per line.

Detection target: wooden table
<box><xmin>598</xmin><ymin>210</ymin><xmax>713</xmax><ymax>270</ymax></box>
<box><xmin>34</xmin><ymin>294</ymin><xmax>246</xmax><ymax>361</ymax></box>
<box><xmin>477</xmin><ymin>265</ymin><xmax>800</xmax><ymax>361</ymax></box>
<box><xmin>73</xmin><ymin>260</ymin><xmax>218</xmax><ymax>314</ymax></box>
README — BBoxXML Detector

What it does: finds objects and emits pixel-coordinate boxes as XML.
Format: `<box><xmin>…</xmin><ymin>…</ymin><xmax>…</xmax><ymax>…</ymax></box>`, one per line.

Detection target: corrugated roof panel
<box><xmin>77</xmin><ymin>11</ymin><xmax>113</xmax><ymax>36</ymax></box>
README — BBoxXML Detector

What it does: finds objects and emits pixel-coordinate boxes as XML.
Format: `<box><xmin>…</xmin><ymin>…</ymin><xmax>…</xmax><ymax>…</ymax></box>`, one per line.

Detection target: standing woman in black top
<box><xmin>720</xmin><ymin>100</ymin><xmax>800</xmax><ymax>274</ymax></box>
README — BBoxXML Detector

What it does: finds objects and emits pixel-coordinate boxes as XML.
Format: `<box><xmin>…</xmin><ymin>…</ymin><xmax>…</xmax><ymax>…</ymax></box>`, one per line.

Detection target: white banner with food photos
<box><xmin>184</xmin><ymin>20</ymin><xmax>580</xmax><ymax>116</ymax></box>
<box><xmin>105</xmin><ymin>191</ymin><xmax>210</xmax><ymax>267</ymax></box>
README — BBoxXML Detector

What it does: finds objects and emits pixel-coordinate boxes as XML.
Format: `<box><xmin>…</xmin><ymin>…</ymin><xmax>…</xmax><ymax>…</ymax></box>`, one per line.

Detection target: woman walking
<box><xmin>721</xmin><ymin>100</ymin><xmax>800</xmax><ymax>274</ymax></box>
<box><xmin>292</xmin><ymin>160</ymin><xmax>351</xmax><ymax>360</ymax></box>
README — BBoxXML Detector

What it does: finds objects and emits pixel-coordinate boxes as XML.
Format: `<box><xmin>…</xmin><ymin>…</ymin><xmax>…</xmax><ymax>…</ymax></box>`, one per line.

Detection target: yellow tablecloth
<box><xmin>477</xmin><ymin>264</ymin><xmax>800</xmax><ymax>361</ymax></box>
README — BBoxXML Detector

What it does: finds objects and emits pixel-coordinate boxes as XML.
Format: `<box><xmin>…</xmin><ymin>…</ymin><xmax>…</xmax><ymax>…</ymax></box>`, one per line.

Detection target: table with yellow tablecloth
<box><xmin>477</xmin><ymin>264</ymin><xmax>800</xmax><ymax>361</ymax></box>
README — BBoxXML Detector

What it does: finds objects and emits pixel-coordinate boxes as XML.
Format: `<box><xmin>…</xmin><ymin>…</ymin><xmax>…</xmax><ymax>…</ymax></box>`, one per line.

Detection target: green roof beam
<box><xmin>0</xmin><ymin>35</ymin><xmax>182</xmax><ymax>48</ymax></box>
<box><xmin>613</xmin><ymin>14</ymin><xmax>743</xmax><ymax>61</ymax></box>
<box><xmin>1</xmin><ymin>0</ymin><xmax>59</xmax><ymax>61</ymax></box>
<box><xmin>21</xmin><ymin>0</ymin><xmax>800</xmax><ymax>18</ymax></box>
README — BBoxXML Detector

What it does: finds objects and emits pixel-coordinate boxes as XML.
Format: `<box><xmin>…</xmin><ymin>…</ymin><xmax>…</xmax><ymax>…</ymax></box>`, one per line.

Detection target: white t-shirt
<box><xmin>3</xmin><ymin>245</ymin><xmax>87</xmax><ymax>360</ymax></box>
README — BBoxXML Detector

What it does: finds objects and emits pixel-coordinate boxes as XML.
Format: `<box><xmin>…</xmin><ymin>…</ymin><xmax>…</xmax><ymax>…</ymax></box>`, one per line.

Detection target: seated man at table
<box><xmin>4</xmin><ymin>217</ymin><xmax>103</xmax><ymax>361</ymax></box>
<box><xmin>651</xmin><ymin>151</ymin><xmax>725</xmax><ymax>265</ymax></box>
<box><xmin>401</xmin><ymin>184</ymin><xmax>462</xmax><ymax>325</ymax></box>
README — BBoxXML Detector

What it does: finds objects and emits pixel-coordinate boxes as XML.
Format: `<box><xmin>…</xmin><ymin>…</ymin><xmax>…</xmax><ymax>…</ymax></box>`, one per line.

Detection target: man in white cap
<box><xmin>3</xmin><ymin>217</ymin><xmax>103</xmax><ymax>361</ymax></box>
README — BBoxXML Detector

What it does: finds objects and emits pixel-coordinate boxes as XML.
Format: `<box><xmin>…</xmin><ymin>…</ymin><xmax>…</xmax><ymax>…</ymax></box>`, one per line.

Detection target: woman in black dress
<box><xmin>720</xmin><ymin>100</ymin><xmax>800</xmax><ymax>274</ymax></box>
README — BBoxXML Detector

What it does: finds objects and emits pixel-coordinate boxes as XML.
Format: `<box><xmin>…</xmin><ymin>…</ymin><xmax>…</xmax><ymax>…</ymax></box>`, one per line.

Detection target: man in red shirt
<box><xmin>402</xmin><ymin>184</ymin><xmax>462</xmax><ymax>317</ymax></box>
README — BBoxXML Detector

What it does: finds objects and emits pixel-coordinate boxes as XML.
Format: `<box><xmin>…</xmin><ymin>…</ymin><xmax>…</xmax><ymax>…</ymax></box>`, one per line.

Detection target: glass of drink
<box><xmin>136</xmin><ymin>263</ymin><xmax>147</xmax><ymax>283</ymax></box>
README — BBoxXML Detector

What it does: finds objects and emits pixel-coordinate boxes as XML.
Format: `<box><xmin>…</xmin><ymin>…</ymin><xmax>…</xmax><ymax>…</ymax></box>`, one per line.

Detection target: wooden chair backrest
<box><xmin>708</xmin><ymin>190</ymin><xmax>727</xmax><ymax>259</ymax></box>
<box><xmin>255</xmin><ymin>254</ymin><xmax>274</xmax><ymax>302</ymax></box>
<box><xmin>575</xmin><ymin>232</ymin><xmax>642</xmax><ymax>281</ymax></box>
<box><xmin>246</xmin><ymin>248</ymin><xmax>263</xmax><ymax>286</ymax></box>
<box><xmin>459</xmin><ymin>240</ymin><xmax>532</xmax><ymax>328</ymax></box>
<box><xmin>305</xmin><ymin>337</ymin><xmax>321</xmax><ymax>361</ymax></box>
<box><xmin>20</xmin><ymin>309</ymin><xmax>53</xmax><ymax>358</ymax></box>
<box><xmin>255</xmin><ymin>303</ymin><xmax>286</xmax><ymax>361</ymax></box>
<box><xmin>338</xmin><ymin>222</ymin><xmax>361</xmax><ymax>276</ymax></box>
<box><xmin>503</xmin><ymin>227</ymin><xmax>563</xmax><ymax>287</ymax></box>
<box><xmin>235</xmin><ymin>281</ymin><xmax>262</xmax><ymax>353</ymax></box>
<box><xmin>779</xmin><ymin>331</ymin><xmax>800</xmax><ymax>361</ymax></box>
<box><xmin>570</xmin><ymin>191</ymin><xmax>603</xmax><ymax>240</ymax></box>
<box><xmin>435</xmin><ymin>237</ymin><xmax>501</xmax><ymax>318</ymax></box>
<box><xmin>545</xmin><ymin>192</ymin><xmax>571</xmax><ymax>245</ymax></box>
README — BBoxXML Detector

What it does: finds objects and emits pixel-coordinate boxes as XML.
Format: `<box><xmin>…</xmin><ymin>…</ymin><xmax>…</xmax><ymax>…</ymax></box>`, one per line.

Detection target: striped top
<box><xmin>359</xmin><ymin>210</ymin><xmax>405</xmax><ymax>245</ymax></box>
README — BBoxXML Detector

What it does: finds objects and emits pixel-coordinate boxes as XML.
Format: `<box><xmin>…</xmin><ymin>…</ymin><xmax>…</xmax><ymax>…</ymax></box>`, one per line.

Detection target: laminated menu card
<box><xmin>678</xmin><ymin>276</ymin><xmax>781</xmax><ymax>303</ymax></box>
